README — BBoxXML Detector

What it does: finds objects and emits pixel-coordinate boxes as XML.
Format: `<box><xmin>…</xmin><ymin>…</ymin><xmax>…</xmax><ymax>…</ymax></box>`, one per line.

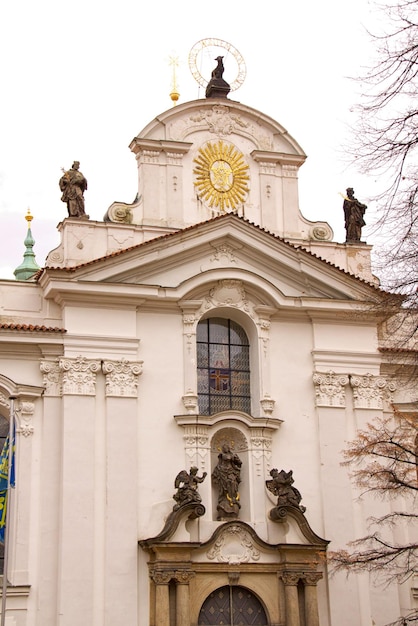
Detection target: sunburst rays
<box><xmin>193</xmin><ymin>141</ymin><xmax>249</xmax><ymax>212</ymax></box>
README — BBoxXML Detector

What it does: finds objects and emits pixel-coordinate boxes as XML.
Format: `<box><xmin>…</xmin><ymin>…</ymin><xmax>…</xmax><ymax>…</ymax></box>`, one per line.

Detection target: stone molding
<box><xmin>102</xmin><ymin>359</ymin><xmax>143</xmax><ymax>397</ymax></box>
<box><xmin>312</xmin><ymin>371</ymin><xmax>349</xmax><ymax>407</ymax></box>
<box><xmin>60</xmin><ymin>356</ymin><xmax>101</xmax><ymax>396</ymax></box>
<box><xmin>0</xmin><ymin>392</ymin><xmax>10</xmax><ymax>412</ymax></box>
<box><xmin>279</xmin><ymin>571</ymin><xmax>322</xmax><ymax>586</ymax></box>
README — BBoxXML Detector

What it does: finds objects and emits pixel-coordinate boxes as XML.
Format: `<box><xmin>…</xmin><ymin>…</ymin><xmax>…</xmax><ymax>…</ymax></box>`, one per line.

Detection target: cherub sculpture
<box><xmin>173</xmin><ymin>466</ymin><xmax>207</xmax><ymax>510</ymax></box>
<box><xmin>266</xmin><ymin>468</ymin><xmax>306</xmax><ymax>513</ymax></box>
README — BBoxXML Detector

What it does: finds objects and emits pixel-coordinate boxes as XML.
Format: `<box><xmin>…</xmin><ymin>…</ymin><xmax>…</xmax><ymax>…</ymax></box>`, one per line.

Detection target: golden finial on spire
<box><xmin>25</xmin><ymin>208</ymin><xmax>33</xmax><ymax>225</ymax></box>
<box><xmin>169</xmin><ymin>55</ymin><xmax>180</xmax><ymax>106</ymax></box>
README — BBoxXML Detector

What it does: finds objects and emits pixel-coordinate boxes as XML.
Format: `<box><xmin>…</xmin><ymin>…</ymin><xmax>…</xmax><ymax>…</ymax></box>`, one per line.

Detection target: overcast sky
<box><xmin>0</xmin><ymin>0</ymin><xmax>380</xmax><ymax>279</ymax></box>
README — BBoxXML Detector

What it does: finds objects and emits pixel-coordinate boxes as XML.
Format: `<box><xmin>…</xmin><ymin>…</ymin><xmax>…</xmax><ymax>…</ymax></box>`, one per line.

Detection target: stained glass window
<box><xmin>197</xmin><ymin>318</ymin><xmax>251</xmax><ymax>415</ymax></box>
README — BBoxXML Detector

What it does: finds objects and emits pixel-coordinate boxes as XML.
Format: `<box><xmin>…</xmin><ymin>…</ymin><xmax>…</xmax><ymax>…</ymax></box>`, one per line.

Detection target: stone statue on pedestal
<box><xmin>212</xmin><ymin>443</ymin><xmax>242</xmax><ymax>520</ymax></box>
<box><xmin>343</xmin><ymin>187</ymin><xmax>367</xmax><ymax>242</ymax></box>
<box><xmin>59</xmin><ymin>161</ymin><xmax>88</xmax><ymax>218</ymax></box>
<box><xmin>205</xmin><ymin>56</ymin><xmax>231</xmax><ymax>99</ymax></box>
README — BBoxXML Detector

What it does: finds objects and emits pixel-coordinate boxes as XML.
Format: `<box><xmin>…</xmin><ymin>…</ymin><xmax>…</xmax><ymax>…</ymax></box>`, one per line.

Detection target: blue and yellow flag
<box><xmin>0</xmin><ymin>432</ymin><xmax>15</xmax><ymax>544</ymax></box>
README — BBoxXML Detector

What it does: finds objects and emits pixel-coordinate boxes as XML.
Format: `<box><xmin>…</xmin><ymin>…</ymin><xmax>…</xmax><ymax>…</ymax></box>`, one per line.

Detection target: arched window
<box><xmin>197</xmin><ymin>318</ymin><xmax>251</xmax><ymax>415</ymax></box>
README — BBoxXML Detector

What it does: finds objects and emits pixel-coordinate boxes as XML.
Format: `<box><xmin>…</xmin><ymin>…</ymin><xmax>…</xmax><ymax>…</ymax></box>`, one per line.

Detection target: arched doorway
<box><xmin>198</xmin><ymin>585</ymin><xmax>268</xmax><ymax>625</ymax></box>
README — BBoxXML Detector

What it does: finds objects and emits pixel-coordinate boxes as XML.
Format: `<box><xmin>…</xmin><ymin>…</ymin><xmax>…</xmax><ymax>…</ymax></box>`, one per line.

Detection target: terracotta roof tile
<box><xmin>38</xmin><ymin>214</ymin><xmax>384</xmax><ymax>292</ymax></box>
<box><xmin>0</xmin><ymin>323</ymin><xmax>66</xmax><ymax>333</ymax></box>
<box><xmin>379</xmin><ymin>346</ymin><xmax>417</xmax><ymax>354</ymax></box>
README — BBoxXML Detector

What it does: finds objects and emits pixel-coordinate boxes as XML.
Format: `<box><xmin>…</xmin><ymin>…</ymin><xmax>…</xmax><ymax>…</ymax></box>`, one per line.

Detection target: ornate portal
<box><xmin>193</xmin><ymin>140</ymin><xmax>249</xmax><ymax>211</ymax></box>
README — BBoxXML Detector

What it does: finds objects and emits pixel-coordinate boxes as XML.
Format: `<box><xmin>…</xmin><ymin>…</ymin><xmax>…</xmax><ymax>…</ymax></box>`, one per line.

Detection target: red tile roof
<box><xmin>37</xmin><ymin>213</ymin><xmax>385</xmax><ymax>292</ymax></box>
<box><xmin>0</xmin><ymin>323</ymin><xmax>66</xmax><ymax>333</ymax></box>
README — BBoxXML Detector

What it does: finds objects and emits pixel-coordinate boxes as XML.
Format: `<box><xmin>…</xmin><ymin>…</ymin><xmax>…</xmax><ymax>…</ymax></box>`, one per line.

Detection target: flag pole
<box><xmin>1</xmin><ymin>396</ymin><xmax>16</xmax><ymax>626</ymax></box>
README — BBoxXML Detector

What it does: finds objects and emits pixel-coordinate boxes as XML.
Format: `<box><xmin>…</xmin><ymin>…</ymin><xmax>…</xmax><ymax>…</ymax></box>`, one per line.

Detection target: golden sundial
<box><xmin>193</xmin><ymin>140</ymin><xmax>249</xmax><ymax>212</ymax></box>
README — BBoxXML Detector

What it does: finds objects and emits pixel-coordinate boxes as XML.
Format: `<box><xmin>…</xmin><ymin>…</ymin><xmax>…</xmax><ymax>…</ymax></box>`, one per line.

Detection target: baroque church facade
<box><xmin>0</xmin><ymin>77</ymin><xmax>416</xmax><ymax>626</ymax></box>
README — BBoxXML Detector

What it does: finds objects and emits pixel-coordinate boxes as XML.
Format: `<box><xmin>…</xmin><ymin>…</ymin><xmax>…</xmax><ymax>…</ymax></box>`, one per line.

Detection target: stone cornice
<box><xmin>174</xmin><ymin>411</ymin><xmax>282</xmax><ymax>431</ymax></box>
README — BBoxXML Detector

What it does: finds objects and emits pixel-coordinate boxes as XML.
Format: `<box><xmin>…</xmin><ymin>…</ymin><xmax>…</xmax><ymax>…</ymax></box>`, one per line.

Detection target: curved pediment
<box><xmin>136</xmin><ymin>99</ymin><xmax>306</xmax><ymax>156</ymax></box>
<box><xmin>103</xmin><ymin>96</ymin><xmax>336</xmax><ymax>246</ymax></box>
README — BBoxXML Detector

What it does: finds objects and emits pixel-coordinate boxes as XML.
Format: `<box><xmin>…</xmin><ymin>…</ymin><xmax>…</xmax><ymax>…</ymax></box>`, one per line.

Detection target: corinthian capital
<box><xmin>280</xmin><ymin>571</ymin><xmax>301</xmax><ymax>586</ymax></box>
<box><xmin>350</xmin><ymin>373</ymin><xmax>390</xmax><ymax>409</ymax></box>
<box><xmin>40</xmin><ymin>359</ymin><xmax>62</xmax><ymax>396</ymax></box>
<box><xmin>313</xmin><ymin>371</ymin><xmax>349</xmax><ymax>407</ymax></box>
<box><xmin>150</xmin><ymin>569</ymin><xmax>174</xmax><ymax>585</ymax></box>
<box><xmin>60</xmin><ymin>356</ymin><xmax>101</xmax><ymax>396</ymax></box>
<box><xmin>102</xmin><ymin>359</ymin><xmax>143</xmax><ymax>397</ymax></box>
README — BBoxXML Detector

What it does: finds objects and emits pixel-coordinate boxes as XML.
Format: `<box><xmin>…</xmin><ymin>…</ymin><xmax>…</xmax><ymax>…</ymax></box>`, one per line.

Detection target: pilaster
<box><xmin>174</xmin><ymin>570</ymin><xmax>195</xmax><ymax>626</ymax></box>
<box><xmin>57</xmin><ymin>356</ymin><xmax>100</xmax><ymax>626</ymax></box>
<box><xmin>38</xmin><ymin>359</ymin><xmax>62</xmax><ymax>620</ymax></box>
<box><xmin>179</xmin><ymin>300</ymin><xmax>202</xmax><ymax>408</ymax></box>
<box><xmin>302</xmin><ymin>572</ymin><xmax>322</xmax><ymax>626</ymax></box>
<box><xmin>150</xmin><ymin>569</ymin><xmax>172</xmax><ymax>626</ymax></box>
<box><xmin>280</xmin><ymin>572</ymin><xmax>301</xmax><ymax>626</ymax></box>
<box><xmin>101</xmin><ymin>359</ymin><xmax>141</xmax><ymax>626</ymax></box>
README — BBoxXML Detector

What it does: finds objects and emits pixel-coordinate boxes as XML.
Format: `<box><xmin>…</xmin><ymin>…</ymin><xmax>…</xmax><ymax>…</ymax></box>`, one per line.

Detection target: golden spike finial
<box><xmin>25</xmin><ymin>208</ymin><xmax>33</xmax><ymax>225</ymax></box>
<box><xmin>169</xmin><ymin>55</ymin><xmax>180</xmax><ymax>106</ymax></box>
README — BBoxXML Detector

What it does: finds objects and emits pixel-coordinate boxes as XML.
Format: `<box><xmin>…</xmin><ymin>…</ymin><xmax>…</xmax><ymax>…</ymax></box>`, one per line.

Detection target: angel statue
<box><xmin>173</xmin><ymin>466</ymin><xmax>207</xmax><ymax>510</ymax></box>
<box><xmin>266</xmin><ymin>468</ymin><xmax>306</xmax><ymax>513</ymax></box>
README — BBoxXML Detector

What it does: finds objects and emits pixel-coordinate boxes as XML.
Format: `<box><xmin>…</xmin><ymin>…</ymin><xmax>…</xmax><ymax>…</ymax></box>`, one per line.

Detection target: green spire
<box><xmin>14</xmin><ymin>209</ymin><xmax>41</xmax><ymax>281</ymax></box>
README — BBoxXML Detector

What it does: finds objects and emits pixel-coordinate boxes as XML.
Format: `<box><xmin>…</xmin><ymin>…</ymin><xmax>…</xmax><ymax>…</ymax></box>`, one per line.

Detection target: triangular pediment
<box><xmin>40</xmin><ymin>215</ymin><xmax>380</xmax><ymax>307</ymax></box>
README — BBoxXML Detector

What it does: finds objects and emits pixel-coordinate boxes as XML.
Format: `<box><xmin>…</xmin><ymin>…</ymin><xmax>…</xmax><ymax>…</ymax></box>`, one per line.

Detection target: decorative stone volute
<box><xmin>350</xmin><ymin>373</ymin><xmax>394</xmax><ymax>410</ymax></box>
<box><xmin>312</xmin><ymin>371</ymin><xmax>349</xmax><ymax>407</ymax></box>
<box><xmin>102</xmin><ymin>359</ymin><xmax>143</xmax><ymax>397</ymax></box>
<box><xmin>60</xmin><ymin>356</ymin><xmax>101</xmax><ymax>396</ymax></box>
<box><xmin>40</xmin><ymin>359</ymin><xmax>62</xmax><ymax>397</ymax></box>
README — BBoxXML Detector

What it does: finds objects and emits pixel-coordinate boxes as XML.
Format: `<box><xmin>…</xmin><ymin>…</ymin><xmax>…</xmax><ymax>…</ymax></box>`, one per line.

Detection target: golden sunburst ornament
<box><xmin>193</xmin><ymin>140</ymin><xmax>249</xmax><ymax>212</ymax></box>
